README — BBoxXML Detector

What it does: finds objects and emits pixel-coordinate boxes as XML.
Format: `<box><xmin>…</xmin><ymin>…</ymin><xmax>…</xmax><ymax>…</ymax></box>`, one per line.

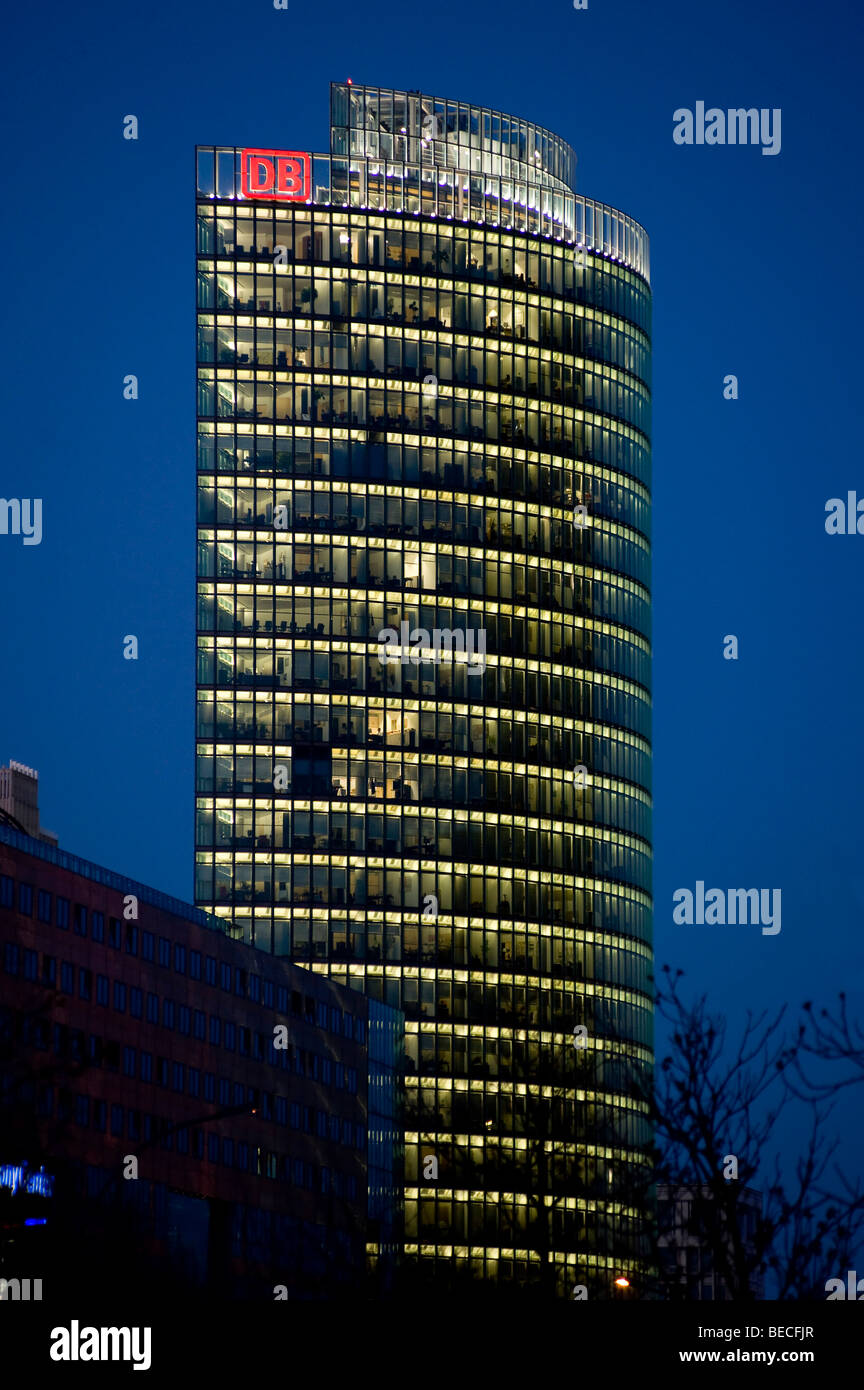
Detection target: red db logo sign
<box><xmin>240</xmin><ymin>149</ymin><xmax>310</xmax><ymax>201</ymax></box>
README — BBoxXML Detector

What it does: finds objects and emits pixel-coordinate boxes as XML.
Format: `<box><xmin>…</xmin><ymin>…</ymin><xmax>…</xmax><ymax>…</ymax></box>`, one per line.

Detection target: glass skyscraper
<box><xmin>195</xmin><ymin>82</ymin><xmax>652</xmax><ymax>1296</ymax></box>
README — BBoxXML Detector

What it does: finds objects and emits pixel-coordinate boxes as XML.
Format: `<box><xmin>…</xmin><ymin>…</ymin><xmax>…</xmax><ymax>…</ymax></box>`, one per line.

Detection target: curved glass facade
<box><xmin>195</xmin><ymin>82</ymin><xmax>652</xmax><ymax>1296</ymax></box>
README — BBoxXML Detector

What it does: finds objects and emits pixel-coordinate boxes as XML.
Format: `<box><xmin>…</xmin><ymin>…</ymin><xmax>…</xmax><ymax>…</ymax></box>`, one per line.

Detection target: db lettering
<box><xmin>241</xmin><ymin>149</ymin><xmax>310</xmax><ymax>201</ymax></box>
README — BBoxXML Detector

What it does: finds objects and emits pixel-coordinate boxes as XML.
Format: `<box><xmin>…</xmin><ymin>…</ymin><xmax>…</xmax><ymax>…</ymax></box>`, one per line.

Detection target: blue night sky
<box><xmin>2</xmin><ymin>0</ymin><xmax>862</xmax><ymax>1187</ymax></box>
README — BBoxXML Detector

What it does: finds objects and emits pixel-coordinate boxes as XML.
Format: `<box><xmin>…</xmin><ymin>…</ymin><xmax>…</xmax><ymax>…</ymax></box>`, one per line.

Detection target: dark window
<box><xmin>123</xmin><ymin>1046</ymin><xmax>136</xmax><ymax>1078</ymax></box>
<box><xmin>194</xmin><ymin>1009</ymin><xmax>206</xmax><ymax>1040</ymax></box>
<box><xmin>205</xmin><ymin>956</ymin><xmax>217</xmax><ymax>985</ymax></box>
<box><xmin>190</xmin><ymin>950</ymin><xmax>202</xmax><ymax>980</ymax></box>
<box><xmin>249</xmin><ymin>974</ymin><xmax>261</xmax><ymax>1003</ymax></box>
<box><xmin>96</xmin><ymin>974</ymin><xmax>109</xmax><ymax>1006</ymax></box>
<box><xmin>108</xmin><ymin>918</ymin><xmax>121</xmax><ymax>948</ymax></box>
<box><xmin>19</xmin><ymin>883</ymin><xmax>34</xmax><ymax>916</ymax></box>
<box><xmin>178</xmin><ymin>1005</ymin><xmax>191</xmax><ymax>1036</ymax></box>
<box><xmin>209</xmin><ymin>1015</ymin><xmax>221</xmax><ymax>1046</ymax></box>
<box><xmin>56</xmin><ymin>897</ymin><xmax>70</xmax><ymax>929</ymax></box>
<box><xmin>224</xmin><ymin>1021</ymin><xmax>236</xmax><ymax>1051</ymax></box>
<box><xmin>162</xmin><ymin>999</ymin><xmax>175</xmax><ymax>1029</ymax></box>
<box><xmin>156</xmin><ymin>1057</ymin><xmax>169</xmax><ymax>1087</ymax></box>
<box><xmin>91</xmin><ymin>910</ymin><xmax>104</xmax><ymax>941</ymax></box>
<box><xmin>41</xmin><ymin>954</ymin><xmax>56</xmax><ymax>987</ymax></box>
<box><xmin>60</xmin><ymin>961</ymin><xmax>74</xmax><ymax>993</ymax></box>
<box><xmin>220</xmin><ymin>962</ymin><xmax>231</xmax><ymax>992</ymax></box>
<box><xmin>238</xmin><ymin>1142</ymin><xmax>249</xmax><ymax>1171</ymax></box>
<box><xmin>262</xmin><ymin>980</ymin><xmax>274</xmax><ymax>1008</ymax></box>
<box><xmin>172</xmin><ymin>1062</ymin><xmax>184</xmax><ymax>1093</ymax></box>
<box><xmin>222</xmin><ymin>1137</ymin><xmax>234</xmax><ymax>1167</ymax></box>
<box><xmin>158</xmin><ymin>937</ymin><xmax>171</xmax><ymax>968</ymax></box>
<box><xmin>146</xmin><ymin>992</ymin><xmax>159</xmax><ymax>1023</ymax></box>
<box><xmin>128</xmin><ymin>1110</ymin><xmax>141</xmax><ymax>1141</ymax></box>
<box><xmin>110</xmin><ymin>1104</ymin><xmax>124</xmax><ymax>1137</ymax></box>
<box><xmin>3</xmin><ymin>942</ymin><xmax>20</xmax><ymax>975</ymax></box>
<box><xmin>113</xmin><ymin>981</ymin><xmax>127</xmax><ymax>1013</ymax></box>
<box><xmin>208</xmin><ymin>1134</ymin><xmax>219</xmax><ymax>1162</ymax></box>
<box><xmin>234</xmin><ymin>968</ymin><xmax>246</xmax><ymax>997</ymax></box>
<box><xmin>73</xmin><ymin>904</ymin><xmax>87</xmax><ymax>936</ymax></box>
<box><xmin>188</xmin><ymin>1068</ymin><xmax>200</xmax><ymax>1098</ymax></box>
<box><xmin>277</xmin><ymin>986</ymin><xmax>288</xmax><ymax>1014</ymax></box>
<box><xmin>124</xmin><ymin>924</ymin><xmax>138</xmax><ymax>956</ymax></box>
<box><xmin>174</xmin><ymin>944</ymin><xmax>186</xmax><ymax>974</ymax></box>
<box><xmin>142</xmin><ymin>931</ymin><xmax>155</xmax><ymax>962</ymax></box>
<box><xmin>75</xmin><ymin>1095</ymin><xmax>90</xmax><ymax>1127</ymax></box>
<box><xmin>130</xmin><ymin>986</ymin><xmax>143</xmax><ymax>1019</ymax></box>
<box><xmin>93</xmin><ymin>1100</ymin><xmax>106</xmax><ymax>1132</ymax></box>
<box><xmin>78</xmin><ymin>968</ymin><xmax>92</xmax><ymax>1000</ymax></box>
<box><xmin>0</xmin><ymin>875</ymin><xmax>13</xmax><ymax>909</ymax></box>
<box><xmin>38</xmin><ymin>890</ymin><xmax>53</xmax><ymax>923</ymax></box>
<box><xmin>204</xmin><ymin>1072</ymin><xmax>215</xmax><ymax>1102</ymax></box>
<box><xmin>140</xmin><ymin>1052</ymin><xmax>153</xmax><ymax>1082</ymax></box>
<box><xmin>218</xmin><ymin>1078</ymin><xmax>231</xmax><ymax>1105</ymax></box>
<box><xmin>22</xmin><ymin>948</ymin><xmax>38</xmax><ymax>982</ymax></box>
<box><xmin>176</xmin><ymin>1127</ymin><xmax>189</xmax><ymax>1154</ymax></box>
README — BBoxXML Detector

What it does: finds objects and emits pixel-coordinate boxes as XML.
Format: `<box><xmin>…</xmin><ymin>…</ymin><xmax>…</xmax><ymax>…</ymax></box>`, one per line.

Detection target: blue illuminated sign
<box><xmin>0</xmin><ymin>1163</ymin><xmax>55</xmax><ymax>1198</ymax></box>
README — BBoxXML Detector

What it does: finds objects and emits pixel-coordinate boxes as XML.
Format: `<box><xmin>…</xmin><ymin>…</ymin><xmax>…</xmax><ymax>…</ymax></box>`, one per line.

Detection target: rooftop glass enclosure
<box><xmin>195</xmin><ymin>83</ymin><xmax>649</xmax><ymax>283</ymax></box>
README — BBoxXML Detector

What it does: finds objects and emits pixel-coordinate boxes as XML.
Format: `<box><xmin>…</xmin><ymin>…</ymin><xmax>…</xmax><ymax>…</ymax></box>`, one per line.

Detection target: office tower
<box><xmin>195</xmin><ymin>82</ymin><xmax>652</xmax><ymax>1295</ymax></box>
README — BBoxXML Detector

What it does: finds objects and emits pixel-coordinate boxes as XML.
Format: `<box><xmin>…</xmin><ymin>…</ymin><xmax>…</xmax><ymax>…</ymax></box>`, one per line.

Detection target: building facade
<box><xmin>657</xmin><ymin>1185</ymin><xmax>764</xmax><ymax>1301</ymax></box>
<box><xmin>0</xmin><ymin>760</ymin><xmax>57</xmax><ymax>846</ymax></box>
<box><xmin>194</xmin><ymin>82</ymin><xmax>652</xmax><ymax>1295</ymax></box>
<box><xmin>0</xmin><ymin>822</ymin><xmax>403</xmax><ymax>1300</ymax></box>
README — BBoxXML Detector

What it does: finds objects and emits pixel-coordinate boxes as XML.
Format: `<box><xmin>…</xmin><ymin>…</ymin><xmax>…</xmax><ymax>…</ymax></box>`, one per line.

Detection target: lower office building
<box><xmin>0</xmin><ymin>818</ymin><xmax>403</xmax><ymax>1301</ymax></box>
<box><xmin>656</xmin><ymin>1184</ymin><xmax>764</xmax><ymax>1301</ymax></box>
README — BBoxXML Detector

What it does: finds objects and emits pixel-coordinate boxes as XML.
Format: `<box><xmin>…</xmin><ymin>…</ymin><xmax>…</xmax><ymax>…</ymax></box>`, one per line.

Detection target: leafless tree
<box><xmin>626</xmin><ymin>967</ymin><xmax>864</xmax><ymax>1300</ymax></box>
